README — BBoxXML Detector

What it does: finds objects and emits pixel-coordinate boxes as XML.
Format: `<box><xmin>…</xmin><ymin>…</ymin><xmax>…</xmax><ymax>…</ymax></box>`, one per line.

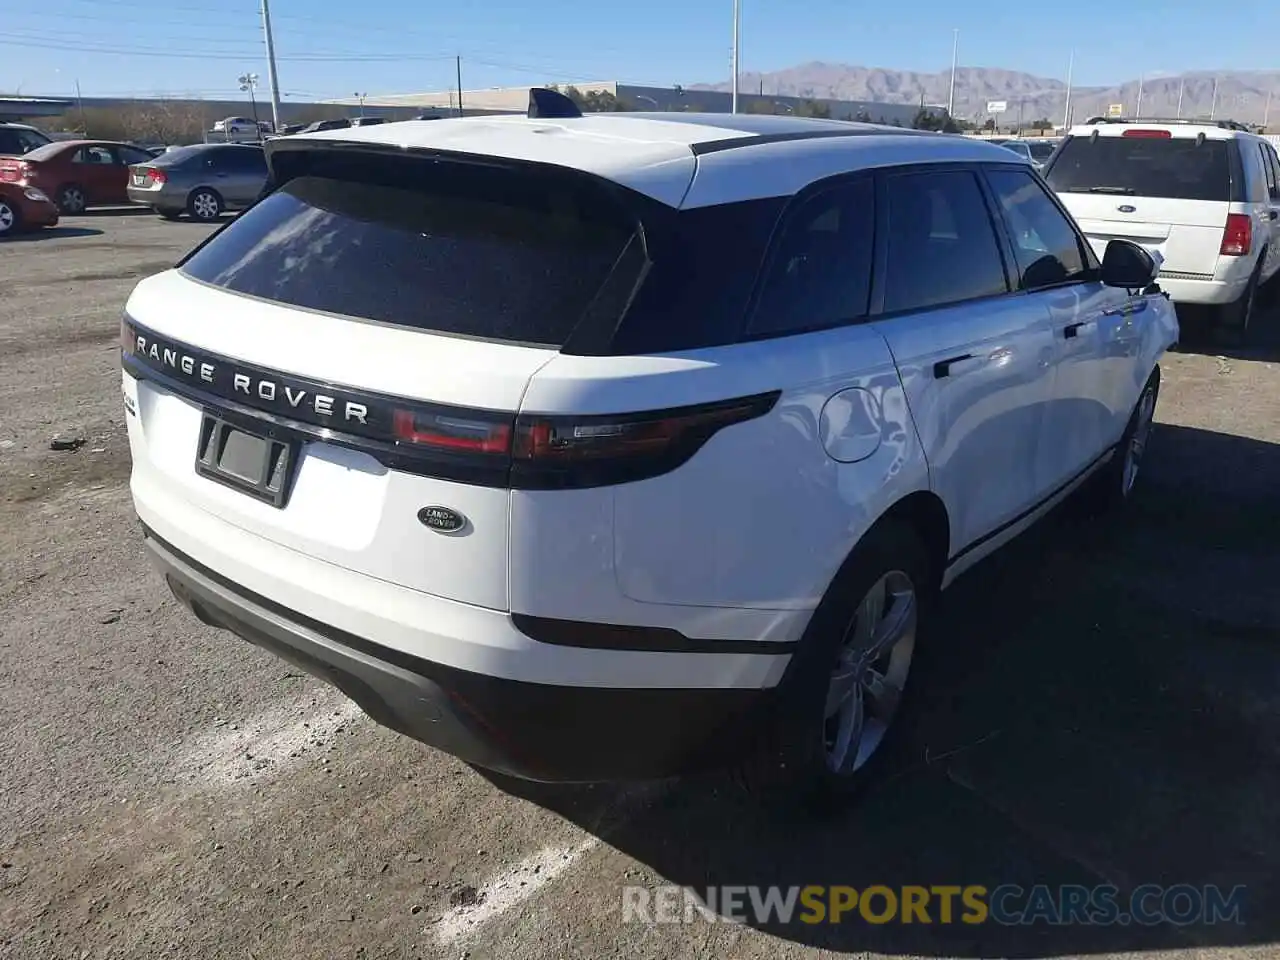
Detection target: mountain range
<box><xmin>692</xmin><ymin>63</ymin><xmax>1280</xmax><ymax>126</ymax></box>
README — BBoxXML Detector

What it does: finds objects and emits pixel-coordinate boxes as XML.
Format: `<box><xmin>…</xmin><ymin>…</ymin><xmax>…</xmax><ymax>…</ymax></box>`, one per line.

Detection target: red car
<box><xmin>0</xmin><ymin>181</ymin><xmax>59</xmax><ymax>237</ymax></box>
<box><xmin>0</xmin><ymin>139</ymin><xmax>157</xmax><ymax>214</ymax></box>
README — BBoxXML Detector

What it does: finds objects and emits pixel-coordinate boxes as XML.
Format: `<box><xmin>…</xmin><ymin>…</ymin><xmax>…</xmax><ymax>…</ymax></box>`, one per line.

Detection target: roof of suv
<box><xmin>1066</xmin><ymin>118</ymin><xmax>1262</xmax><ymax>141</ymax></box>
<box><xmin>274</xmin><ymin>112</ymin><xmax>1027</xmax><ymax>207</ymax></box>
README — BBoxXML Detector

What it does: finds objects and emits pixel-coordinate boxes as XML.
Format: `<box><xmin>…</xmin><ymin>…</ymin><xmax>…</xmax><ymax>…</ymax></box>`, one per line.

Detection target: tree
<box><xmin>854</xmin><ymin>109</ymin><xmax>873</xmax><ymax>123</ymax></box>
<box><xmin>794</xmin><ymin>99</ymin><xmax>831</xmax><ymax>119</ymax></box>
<box><xmin>745</xmin><ymin>99</ymin><xmax>781</xmax><ymax>115</ymax></box>
<box><xmin>982</xmin><ymin>117</ymin><xmax>996</xmax><ymax>132</ymax></box>
<box><xmin>1029</xmin><ymin>117</ymin><xmax>1052</xmax><ymax>131</ymax></box>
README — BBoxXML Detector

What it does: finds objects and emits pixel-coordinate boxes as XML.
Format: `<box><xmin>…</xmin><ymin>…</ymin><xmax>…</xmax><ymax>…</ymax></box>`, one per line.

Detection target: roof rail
<box><xmin>1081</xmin><ymin>116</ymin><xmax>1255</xmax><ymax>132</ymax></box>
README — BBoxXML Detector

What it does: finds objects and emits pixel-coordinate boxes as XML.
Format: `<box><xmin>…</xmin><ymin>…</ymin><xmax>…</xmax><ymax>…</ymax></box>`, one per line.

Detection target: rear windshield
<box><xmin>19</xmin><ymin>141</ymin><xmax>71</xmax><ymax>162</ymax></box>
<box><xmin>179</xmin><ymin>153</ymin><xmax>638</xmax><ymax>347</ymax></box>
<box><xmin>1028</xmin><ymin>141</ymin><xmax>1057</xmax><ymax>161</ymax></box>
<box><xmin>152</xmin><ymin>145</ymin><xmax>212</xmax><ymax>166</ymax></box>
<box><xmin>1045</xmin><ymin>135</ymin><xmax>1236</xmax><ymax>201</ymax></box>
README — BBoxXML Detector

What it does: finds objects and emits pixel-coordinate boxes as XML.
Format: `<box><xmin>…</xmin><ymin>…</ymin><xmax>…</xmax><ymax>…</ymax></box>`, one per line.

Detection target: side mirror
<box><xmin>1101</xmin><ymin>238</ymin><xmax>1159</xmax><ymax>288</ymax></box>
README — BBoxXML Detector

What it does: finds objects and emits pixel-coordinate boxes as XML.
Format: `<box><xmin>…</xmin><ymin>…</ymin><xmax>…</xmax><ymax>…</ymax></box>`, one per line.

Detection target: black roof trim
<box><xmin>690</xmin><ymin>126</ymin><xmax>936</xmax><ymax>156</ymax></box>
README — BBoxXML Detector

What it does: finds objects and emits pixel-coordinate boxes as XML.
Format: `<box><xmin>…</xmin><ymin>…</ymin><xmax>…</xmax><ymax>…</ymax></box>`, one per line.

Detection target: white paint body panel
<box><xmin>124</xmin><ymin>115</ymin><xmax>1178</xmax><ymax>693</ymax></box>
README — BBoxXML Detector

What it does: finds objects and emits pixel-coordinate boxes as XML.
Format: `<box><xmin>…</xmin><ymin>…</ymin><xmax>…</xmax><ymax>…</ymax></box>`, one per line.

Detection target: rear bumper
<box><xmin>1158</xmin><ymin>273</ymin><xmax>1250</xmax><ymax>307</ymax></box>
<box><xmin>126</xmin><ymin>185</ymin><xmax>180</xmax><ymax>210</ymax></box>
<box><xmin>144</xmin><ymin>527</ymin><xmax>774</xmax><ymax>782</ymax></box>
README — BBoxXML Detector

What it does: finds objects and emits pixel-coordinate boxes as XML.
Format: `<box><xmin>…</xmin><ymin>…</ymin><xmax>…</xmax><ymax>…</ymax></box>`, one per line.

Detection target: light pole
<box><xmin>731</xmin><ymin>0</ymin><xmax>740</xmax><ymax>114</ymax></box>
<box><xmin>1062</xmin><ymin>49</ymin><xmax>1074</xmax><ymax>130</ymax></box>
<box><xmin>353</xmin><ymin>92</ymin><xmax>367</xmax><ymax>118</ymax></box>
<box><xmin>238</xmin><ymin>72</ymin><xmax>260</xmax><ymax>130</ymax></box>
<box><xmin>948</xmin><ymin>29</ymin><xmax>959</xmax><ymax>118</ymax></box>
<box><xmin>1176</xmin><ymin>78</ymin><xmax>1184</xmax><ymax>118</ymax></box>
<box><xmin>1211</xmin><ymin>77</ymin><xmax>1219</xmax><ymax>120</ymax></box>
<box><xmin>1136</xmin><ymin>73</ymin><xmax>1144</xmax><ymax>116</ymax></box>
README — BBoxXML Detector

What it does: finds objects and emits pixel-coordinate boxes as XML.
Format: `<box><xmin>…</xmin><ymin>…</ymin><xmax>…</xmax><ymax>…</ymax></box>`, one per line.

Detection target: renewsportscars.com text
<box><xmin>622</xmin><ymin>883</ymin><xmax>1246</xmax><ymax>927</ymax></box>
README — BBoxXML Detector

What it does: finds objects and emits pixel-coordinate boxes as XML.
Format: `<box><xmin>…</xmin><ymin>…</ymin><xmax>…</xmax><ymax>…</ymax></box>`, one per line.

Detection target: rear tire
<box><xmin>187</xmin><ymin>188</ymin><xmax>222</xmax><ymax>223</ymax></box>
<box><xmin>1215</xmin><ymin>260</ymin><xmax>1262</xmax><ymax>347</ymax></box>
<box><xmin>1084</xmin><ymin>367</ymin><xmax>1160</xmax><ymax>514</ymax></box>
<box><xmin>56</xmin><ymin>184</ymin><xmax>87</xmax><ymax>215</ymax></box>
<box><xmin>0</xmin><ymin>199</ymin><xmax>20</xmax><ymax>237</ymax></box>
<box><xmin>738</xmin><ymin>519</ymin><xmax>936</xmax><ymax>816</ymax></box>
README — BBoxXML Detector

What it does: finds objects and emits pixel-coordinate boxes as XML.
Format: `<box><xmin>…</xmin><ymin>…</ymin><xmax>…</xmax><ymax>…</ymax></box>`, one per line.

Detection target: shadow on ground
<box><xmin>502</xmin><ymin>423</ymin><xmax>1280</xmax><ymax>957</ymax></box>
<box><xmin>3</xmin><ymin>227</ymin><xmax>104</xmax><ymax>242</ymax></box>
<box><xmin>1173</xmin><ymin>296</ymin><xmax>1280</xmax><ymax>363</ymax></box>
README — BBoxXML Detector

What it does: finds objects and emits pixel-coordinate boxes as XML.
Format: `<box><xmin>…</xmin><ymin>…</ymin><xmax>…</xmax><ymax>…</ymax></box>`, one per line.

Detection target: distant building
<box><xmin>325</xmin><ymin>82</ymin><xmax>934</xmax><ymax>125</ymax></box>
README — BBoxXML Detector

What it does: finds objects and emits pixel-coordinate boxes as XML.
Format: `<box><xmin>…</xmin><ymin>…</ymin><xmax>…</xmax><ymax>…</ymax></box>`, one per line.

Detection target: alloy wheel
<box><xmin>60</xmin><ymin>187</ymin><xmax>85</xmax><ymax>214</ymax></box>
<box><xmin>1122</xmin><ymin>385</ymin><xmax>1157</xmax><ymax>497</ymax></box>
<box><xmin>0</xmin><ymin>202</ymin><xmax>14</xmax><ymax>234</ymax></box>
<box><xmin>192</xmin><ymin>192</ymin><xmax>220</xmax><ymax>221</ymax></box>
<box><xmin>823</xmin><ymin>570</ymin><xmax>917</xmax><ymax>775</ymax></box>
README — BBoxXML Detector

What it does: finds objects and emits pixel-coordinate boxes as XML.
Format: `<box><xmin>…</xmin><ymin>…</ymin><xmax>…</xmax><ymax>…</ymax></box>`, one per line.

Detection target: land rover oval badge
<box><xmin>1118</xmin><ymin>204</ymin><xmax>1136</xmax><ymax>213</ymax></box>
<box><xmin>418</xmin><ymin>506</ymin><xmax>466</xmax><ymax>533</ymax></box>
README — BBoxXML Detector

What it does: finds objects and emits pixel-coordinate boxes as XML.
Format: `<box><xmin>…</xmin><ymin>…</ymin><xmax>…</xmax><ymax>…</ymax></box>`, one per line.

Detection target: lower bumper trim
<box><xmin>143</xmin><ymin>527</ymin><xmax>773</xmax><ymax>782</ymax></box>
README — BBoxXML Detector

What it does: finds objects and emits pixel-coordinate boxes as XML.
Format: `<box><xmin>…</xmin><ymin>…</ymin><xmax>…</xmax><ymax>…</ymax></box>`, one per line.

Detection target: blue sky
<box><xmin>2</xmin><ymin>0</ymin><xmax>1276</xmax><ymax>101</ymax></box>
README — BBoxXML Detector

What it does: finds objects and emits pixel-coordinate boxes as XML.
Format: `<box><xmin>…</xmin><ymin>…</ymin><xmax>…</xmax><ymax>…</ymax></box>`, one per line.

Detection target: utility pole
<box><xmin>1136</xmin><ymin>73</ymin><xmax>1144</xmax><ymax>116</ymax></box>
<box><xmin>1265</xmin><ymin>86</ymin><xmax>1274</xmax><ymax>129</ymax></box>
<box><xmin>948</xmin><ymin>28</ymin><xmax>959</xmax><ymax>117</ymax></box>
<box><xmin>260</xmin><ymin>0</ymin><xmax>282</xmax><ymax>133</ymax></box>
<box><xmin>456</xmin><ymin>55</ymin><xmax>463</xmax><ymax>117</ymax></box>
<box><xmin>1062</xmin><ymin>49</ymin><xmax>1074</xmax><ymax>130</ymax></box>
<box><xmin>75</xmin><ymin>78</ymin><xmax>86</xmax><ymax>135</ymax></box>
<box><xmin>731</xmin><ymin>0</ymin><xmax>741</xmax><ymax>113</ymax></box>
<box><xmin>1176</xmin><ymin>78</ymin><xmax>1184</xmax><ymax>118</ymax></box>
<box><xmin>353</xmin><ymin>92</ymin><xmax>366</xmax><ymax>118</ymax></box>
<box><xmin>1211</xmin><ymin>77</ymin><xmax>1218</xmax><ymax>119</ymax></box>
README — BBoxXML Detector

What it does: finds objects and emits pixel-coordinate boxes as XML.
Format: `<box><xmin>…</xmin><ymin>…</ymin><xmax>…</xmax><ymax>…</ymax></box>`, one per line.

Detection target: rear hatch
<box><xmin>1045</xmin><ymin>129</ymin><xmax>1239</xmax><ymax>277</ymax></box>
<box><xmin>123</xmin><ymin>146</ymin><xmax>648</xmax><ymax>610</ymax></box>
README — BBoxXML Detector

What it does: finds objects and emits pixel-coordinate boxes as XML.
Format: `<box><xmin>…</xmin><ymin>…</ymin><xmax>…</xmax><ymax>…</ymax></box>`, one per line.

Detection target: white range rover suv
<box><xmin>1044</xmin><ymin>117</ymin><xmax>1280</xmax><ymax>341</ymax></box>
<box><xmin>122</xmin><ymin>89</ymin><xmax>1178</xmax><ymax>805</ymax></box>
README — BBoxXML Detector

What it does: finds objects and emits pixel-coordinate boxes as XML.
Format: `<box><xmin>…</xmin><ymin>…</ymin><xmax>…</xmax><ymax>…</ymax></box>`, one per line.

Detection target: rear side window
<box><xmin>747</xmin><ymin>178</ymin><xmax>875</xmax><ymax>337</ymax></box>
<box><xmin>180</xmin><ymin>154</ymin><xmax>639</xmax><ymax>347</ymax></box>
<box><xmin>1045</xmin><ymin>135</ymin><xmax>1237</xmax><ymax>202</ymax></box>
<box><xmin>882</xmin><ymin>170</ymin><xmax>1008</xmax><ymax>314</ymax></box>
<box><xmin>214</xmin><ymin>148</ymin><xmax>266</xmax><ymax>172</ymax></box>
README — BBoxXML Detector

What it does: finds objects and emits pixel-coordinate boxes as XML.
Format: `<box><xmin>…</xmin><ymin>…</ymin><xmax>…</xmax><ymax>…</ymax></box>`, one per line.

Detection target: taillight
<box><xmin>390</xmin><ymin>392</ymin><xmax>780</xmax><ymax>488</ymax></box>
<box><xmin>510</xmin><ymin>392</ymin><xmax>780</xmax><ymax>489</ymax></box>
<box><xmin>1221</xmin><ymin>213</ymin><xmax>1252</xmax><ymax>256</ymax></box>
<box><xmin>392</xmin><ymin>408</ymin><xmax>511</xmax><ymax>454</ymax></box>
<box><xmin>148</xmin><ymin>168</ymin><xmax>167</xmax><ymax>184</ymax></box>
<box><xmin>1121</xmin><ymin>129</ymin><xmax>1172</xmax><ymax>138</ymax></box>
<box><xmin>120</xmin><ymin>316</ymin><xmax>136</xmax><ymax>356</ymax></box>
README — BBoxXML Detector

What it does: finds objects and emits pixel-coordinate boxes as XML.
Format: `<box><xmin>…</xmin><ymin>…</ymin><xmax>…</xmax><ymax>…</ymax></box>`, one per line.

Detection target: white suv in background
<box><xmin>1044</xmin><ymin>117</ymin><xmax>1280</xmax><ymax>341</ymax></box>
<box><xmin>121</xmin><ymin>92</ymin><xmax>1177</xmax><ymax>807</ymax></box>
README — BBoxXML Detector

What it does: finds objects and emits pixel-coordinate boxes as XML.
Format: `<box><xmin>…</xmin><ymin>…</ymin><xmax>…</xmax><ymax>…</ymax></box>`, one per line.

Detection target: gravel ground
<box><xmin>1</xmin><ymin>211</ymin><xmax>1277</xmax><ymax>960</ymax></box>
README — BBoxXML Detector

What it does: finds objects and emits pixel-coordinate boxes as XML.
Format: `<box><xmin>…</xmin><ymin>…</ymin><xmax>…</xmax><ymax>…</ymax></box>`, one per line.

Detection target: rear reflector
<box><xmin>1221</xmin><ymin>213</ymin><xmax>1251</xmax><ymax>256</ymax></box>
<box><xmin>1121</xmin><ymin>129</ymin><xmax>1172</xmax><ymax>138</ymax></box>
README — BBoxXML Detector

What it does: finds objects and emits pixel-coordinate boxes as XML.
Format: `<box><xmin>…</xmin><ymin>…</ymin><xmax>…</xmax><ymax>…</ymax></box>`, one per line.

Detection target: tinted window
<box><xmin>1259</xmin><ymin>143</ymin><xmax>1279</xmax><ymax>200</ymax></box>
<box><xmin>117</xmin><ymin>146</ymin><xmax>155</xmax><ymax>166</ymax></box>
<box><xmin>882</xmin><ymin>170</ymin><xmax>1008</xmax><ymax>314</ymax></box>
<box><xmin>747</xmin><ymin>178</ymin><xmax>875</xmax><ymax>336</ymax></box>
<box><xmin>0</xmin><ymin>127</ymin><xmax>51</xmax><ymax>155</ymax></box>
<box><xmin>1028</xmin><ymin>141</ymin><xmax>1057</xmax><ymax>162</ymax></box>
<box><xmin>217</xmin><ymin>147</ymin><xmax>266</xmax><ymax>171</ymax></box>
<box><xmin>605</xmin><ymin>197</ymin><xmax>785</xmax><ymax>354</ymax></box>
<box><xmin>986</xmin><ymin>168</ymin><xmax>1089</xmax><ymax>289</ymax></box>
<box><xmin>75</xmin><ymin>145</ymin><xmax>116</xmax><ymax>165</ymax></box>
<box><xmin>1045</xmin><ymin>135</ymin><xmax>1235</xmax><ymax>201</ymax></box>
<box><xmin>181</xmin><ymin>157</ymin><xmax>638</xmax><ymax>346</ymax></box>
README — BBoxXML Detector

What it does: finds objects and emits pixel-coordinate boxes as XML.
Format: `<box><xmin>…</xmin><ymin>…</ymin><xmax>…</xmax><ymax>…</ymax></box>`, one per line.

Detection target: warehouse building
<box><xmin>326</xmin><ymin>81</ymin><xmax>930</xmax><ymax>124</ymax></box>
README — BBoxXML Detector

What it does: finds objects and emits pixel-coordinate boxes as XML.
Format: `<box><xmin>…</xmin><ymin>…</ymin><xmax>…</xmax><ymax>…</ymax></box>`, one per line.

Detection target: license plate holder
<box><xmin>195</xmin><ymin>412</ymin><xmax>298</xmax><ymax>508</ymax></box>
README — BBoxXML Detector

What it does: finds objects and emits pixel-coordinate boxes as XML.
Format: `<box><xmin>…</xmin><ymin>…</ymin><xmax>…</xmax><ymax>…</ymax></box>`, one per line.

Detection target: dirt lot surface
<box><xmin>1</xmin><ymin>211</ymin><xmax>1277</xmax><ymax>960</ymax></box>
